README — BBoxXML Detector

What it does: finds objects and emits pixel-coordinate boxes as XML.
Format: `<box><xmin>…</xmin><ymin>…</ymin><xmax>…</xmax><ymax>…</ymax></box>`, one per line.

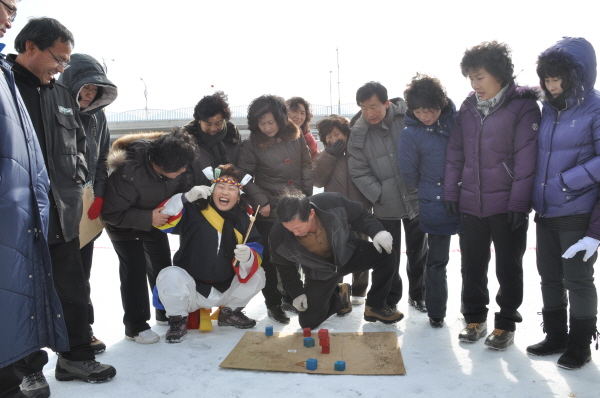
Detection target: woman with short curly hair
<box><xmin>444</xmin><ymin>41</ymin><xmax>540</xmax><ymax>349</ymax></box>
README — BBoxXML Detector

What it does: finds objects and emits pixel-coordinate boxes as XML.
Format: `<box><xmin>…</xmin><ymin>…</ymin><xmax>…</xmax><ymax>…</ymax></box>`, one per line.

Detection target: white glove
<box><xmin>562</xmin><ymin>236</ymin><xmax>600</xmax><ymax>262</ymax></box>
<box><xmin>372</xmin><ymin>230</ymin><xmax>393</xmax><ymax>254</ymax></box>
<box><xmin>293</xmin><ymin>294</ymin><xmax>308</xmax><ymax>312</ymax></box>
<box><xmin>234</xmin><ymin>244</ymin><xmax>251</xmax><ymax>264</ymax></box>
<box><xmin>184</xmin><ymin>185</ymin><xmax>211</xmax><ymax>202</ymax></box>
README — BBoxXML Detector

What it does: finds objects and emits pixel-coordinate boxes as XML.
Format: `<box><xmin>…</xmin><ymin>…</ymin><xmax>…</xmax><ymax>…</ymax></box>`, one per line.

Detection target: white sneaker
<box><xmin>351</xmin><ymin>296</ymin><xmax>365</xmax><ymax>305</ymax></box>
<box><xmin>125</xmin><ymin>329</ymin><xmax>160</xmax><ymax>344</ymax></box>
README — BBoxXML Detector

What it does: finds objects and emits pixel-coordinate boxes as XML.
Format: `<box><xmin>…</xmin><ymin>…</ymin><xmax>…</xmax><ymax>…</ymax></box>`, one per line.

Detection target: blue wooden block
<box><xmin>303</xmin><ymin>337</ymin><xmax>315</xmax><ymax>347</ymax></box>
<box><xmin>334</xmin><ymin>361</ymin><xmax>346</xmax><ymax>371</ymax></box>
<box><xmin>306</xmin><ymin>358</ymin><xmax>318</xmax><ymax>371</ymax></box>
<box><xmin>265</xmin><ymin>326</ymin><xmax>273</xmax><ymax>336</ymax></box>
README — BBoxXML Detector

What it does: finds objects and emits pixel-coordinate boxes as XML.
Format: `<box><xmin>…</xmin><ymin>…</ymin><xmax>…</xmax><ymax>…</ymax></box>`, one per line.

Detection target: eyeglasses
<box><xmin>47</xmin><ymin>48</ymin><xmax>70</xmax><ymax>70</ymax></box>
<box><xmin>0</xmin><ymin>0</ymin><xmax>16</xmax><ymax>22</ymax></box>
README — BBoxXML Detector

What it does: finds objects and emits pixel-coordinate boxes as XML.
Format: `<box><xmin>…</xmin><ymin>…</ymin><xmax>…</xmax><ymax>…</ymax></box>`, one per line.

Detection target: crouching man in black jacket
<box><xmin>270</xmin><ymin>190</ymin><xmax>404</xmax><ymax>329</ymax></box>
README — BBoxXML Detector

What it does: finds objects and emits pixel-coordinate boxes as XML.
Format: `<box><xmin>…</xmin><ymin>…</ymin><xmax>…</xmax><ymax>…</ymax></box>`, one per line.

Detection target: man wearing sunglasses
<box><xmin>5</xmin><ymin>16</ymin><xmax>116</xmax><ymax>396</ymax></box>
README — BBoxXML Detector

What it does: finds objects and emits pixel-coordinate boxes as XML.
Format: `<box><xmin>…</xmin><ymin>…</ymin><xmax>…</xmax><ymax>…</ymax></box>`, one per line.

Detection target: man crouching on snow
<box><xmin>153</xmin><ymin>164</ymin><xmax>266</xmax><ymax>343</ymax></box>
<box><xmin>270</xmin><ymin>190</ymin><xmax>404</xmax><ymax>329</ymax></box>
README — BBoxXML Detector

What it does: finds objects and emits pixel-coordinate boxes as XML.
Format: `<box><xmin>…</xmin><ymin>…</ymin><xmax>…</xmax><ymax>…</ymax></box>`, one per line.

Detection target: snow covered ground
<box><xmin>38</xmin><ymin>221</ymin><xmax>599</xmax><ymax>398</ymax></box>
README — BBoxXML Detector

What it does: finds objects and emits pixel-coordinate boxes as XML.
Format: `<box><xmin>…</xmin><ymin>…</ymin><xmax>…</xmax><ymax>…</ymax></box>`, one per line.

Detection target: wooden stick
<box><xmin>233</xmin><ymin>205</ymin><xmax>260</xmax><ymax>267</ymax></box>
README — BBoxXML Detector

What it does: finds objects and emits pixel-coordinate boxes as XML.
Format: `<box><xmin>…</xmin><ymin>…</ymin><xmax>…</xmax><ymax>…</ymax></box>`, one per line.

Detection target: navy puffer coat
<box><xmin>531</xmin><ymin>37</ymin><xmax>600</xmax><ymax>226</ymax></box>
<box><xmin>0</xmin><ymin>54</ymin><xmax>68</xmax><ymax>368</ymax></box>
<box><xmin>399</xmin><ymin>100</ymin><xmax>461</xmax><ymax>235</ymax></box>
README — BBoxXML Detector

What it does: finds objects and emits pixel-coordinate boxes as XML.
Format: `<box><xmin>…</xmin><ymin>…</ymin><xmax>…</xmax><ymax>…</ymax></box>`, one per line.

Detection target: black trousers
<box><xmin>111</xmin><ymin>233</ymin><xmax>172</xmax><ymax>337</ymax></box>
<box><xmin>80</xmin><ymin>231</ymin><xmax>102</xmax><ymax>327</ymax></box>
<box><xmin>460</xmin><ymin>213</ymin><xmax>527</xmax><ymax>331</ymax></box>
<box><xmin>298</xmin><ymin>239</ymin><xmax>400</xmax><ymax>329</ymax></box>
<box><xmin>255</xmin><ymin>221</ymin><xmax>283</xmax><ymax>308</ymax></box>
<box><xmin>536</xmin><ymin>222</ymin><xmax>598</xmax><ymax>319</ymax></box>
<box><xmin>378</xmin><ymin>216</ymin><xmax>428</xmax><ymax>303</ymax></box>
<box><xmin>0</xmin><ymin>350</ymin><xmax>48</xmax><ymax>398</ymax></box>
<box><xmin>51</xmin><ymin>238</ymin><xmax>94</xmax><ymax>361</ymax></box>
<box><xmin>424</xmin><ymin>234</ymin><xmax>453</xmax><ymax>318</ymax></box>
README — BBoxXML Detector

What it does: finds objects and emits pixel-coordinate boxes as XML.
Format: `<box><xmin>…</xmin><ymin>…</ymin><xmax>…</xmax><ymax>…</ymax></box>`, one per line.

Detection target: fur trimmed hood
<box><xmin>537</xmin><ymin>37</ymin><xmax>597</xmax><ymax>105</ymax></box>
<box><xmin>107</xmin><ymin>132</ymin><xmax>165</xmax><ymax>172</ymax></box>
<box><xmin>249</xmin><ymin>120</ymin><xmax>301</xmax><ymax>149</ymax></box>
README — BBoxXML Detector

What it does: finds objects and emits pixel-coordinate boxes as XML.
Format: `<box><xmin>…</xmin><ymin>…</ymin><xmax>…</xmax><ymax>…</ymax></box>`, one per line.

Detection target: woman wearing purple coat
<box><xmin>527</xmin><ymin>37</ymin><xmax>600</xmax><ymax>370</ymax></box>
<box><xmin>444</xmin><ymin>41</ymin><xmax>540</xmax><ymax>350</ymax></box>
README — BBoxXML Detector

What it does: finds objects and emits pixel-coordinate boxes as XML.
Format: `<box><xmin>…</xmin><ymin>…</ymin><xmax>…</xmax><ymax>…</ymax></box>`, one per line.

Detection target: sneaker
<box><xmin>351</xmin><ymin>296</ymin><xmax>365</xmax><ymax>306</ymax></box>
<box><xmin>281</xmin><ymin>300</ymin><xmax>300</xmax><ymax>314</ymax></box>
<box><xmin>337</xmin><ymin>283</ymin><xmax>352</xmax><ymax>316</ymax></box>
<box><xmin>364</xmin><ymin>304</ymin><xmax>404</xmax><ymax>324</ymax></box>
<box><xmin>218</xmin><ymin>307</ymin><xmax>257</xmax><ymax>329</ymax></box>
<box><xmin>166</xmin><ymin>316</ymin><xmax>188</xmax><ymax>343</ymax></box>
<box><xmin>459</xmin><ymin>322</ymin><xmax>487</xmax><ymax>343</ymax></box>
<box><xmin>20</xmin><ymin>371</ymin><xmax>50</xmax><ymax>398</ymax></box>
<box><xmin>55</xmin><ymin>354</ymin><xmax>116</xmax><ymax>383</ymax></box>
<box><xmin>485</xmin><ymin>329</ymin><xmax>515</xmax><ymax>350</ymax></box>
<box><xmin>408</xmin><ymin>298</ymin><xmax>427</xmax><ymax>313</ymax></box>
<box><xmin>90</xmin><ymin>335</ymin><xmax>106</xmax><ymax>354</ymax></box>
<box><xmin>267</xmin><ymin>305</ymin><xmax>290</xmax><ymax>324</ymax></box>
<box><xmin>125</xmin><ymin>328</ymin><xmax>160</xmax><ymax>344</ymax></box>
<box><xmin>429</xmin><ymin>318</ymin><xmax>444</xmax><ymax>328</ymax></box>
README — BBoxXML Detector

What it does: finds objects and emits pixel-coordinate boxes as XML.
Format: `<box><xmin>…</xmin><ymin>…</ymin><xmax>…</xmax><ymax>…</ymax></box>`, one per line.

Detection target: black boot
<box><xmin>526</xmin><ymin>308</ymin><xmax>568</xmax><ymax>356</ymax></box>
<box><xmin>557</xmin><ymin>316</ymin><xmax>598</xmax><ymax>370</ymax></box>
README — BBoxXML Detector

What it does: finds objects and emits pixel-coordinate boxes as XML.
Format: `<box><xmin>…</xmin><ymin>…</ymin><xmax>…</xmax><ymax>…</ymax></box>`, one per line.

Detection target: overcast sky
<box><xmin>2</xmin><ymin>0</ymin><xmax>599</xmax><ymax>114</ymax></box>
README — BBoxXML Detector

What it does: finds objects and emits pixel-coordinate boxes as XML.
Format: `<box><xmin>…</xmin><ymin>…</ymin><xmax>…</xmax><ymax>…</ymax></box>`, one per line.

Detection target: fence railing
<box><xmin>106</xmin><ymin>103</ymin><xmax>358</xmax><ymax>123</ymax></box>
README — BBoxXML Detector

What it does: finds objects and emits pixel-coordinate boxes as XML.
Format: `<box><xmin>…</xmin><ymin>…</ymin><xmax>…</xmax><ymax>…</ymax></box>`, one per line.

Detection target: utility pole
<box><xmin>140</xmin><ymin>77</ymin><xmax>148</xmax><ymax>118</ymax></box>
<box><xmin>329</xmin><ymin>70</ymin><xmax>333</xmax><ymax>113</ymax></box>
<box><xmin>336</xmin><ymin>48</ymin><xmax>341</xmax><ymax>115</ymax></box>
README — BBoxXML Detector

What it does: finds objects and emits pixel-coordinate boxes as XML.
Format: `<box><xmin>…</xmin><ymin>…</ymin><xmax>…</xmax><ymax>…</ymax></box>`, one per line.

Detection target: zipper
<box><xmin>540</xmin><ymin>103</ymin><xmax>565</xmax><ymax>216</ymax></box>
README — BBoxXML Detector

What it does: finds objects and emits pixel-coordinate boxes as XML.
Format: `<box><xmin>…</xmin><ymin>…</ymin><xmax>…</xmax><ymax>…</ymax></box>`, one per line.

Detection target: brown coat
<box><xmin>313</xmin><ymin>150</ymin><xmax>371</xmax><ymax>211</ymax></box>
<box><xmin>102</xmin><ymin>132</ymin><xmax>188</xmax><ymax>241</ymax></box>
<box><xmin>238</xmin><ymin>121</ymin><xmax>314</xmax><ymax>222</ymax></box>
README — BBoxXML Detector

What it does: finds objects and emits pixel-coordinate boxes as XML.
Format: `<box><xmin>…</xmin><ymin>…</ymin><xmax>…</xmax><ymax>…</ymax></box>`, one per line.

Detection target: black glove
<box><xmin>507</xmin><ymin>211</ymin><xmax>527</xmax><ymax>231</ymax></box>
<box><xmin>325</xmin><ymin>140</ymin><xmax>346</xmax><ymax>157</ymax></box>
<box><xmin>444</xmin><ymin>201</ymin><xmax>459</xmax><ymax>216</ymax></box>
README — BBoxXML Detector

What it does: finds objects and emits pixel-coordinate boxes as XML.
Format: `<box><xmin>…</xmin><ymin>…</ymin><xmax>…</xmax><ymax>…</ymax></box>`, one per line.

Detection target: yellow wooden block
<box><xmin>199</xmin><ymin>308</ymin><xmax>212</xmax><ymax>331</ymax></box>
<box><xmin>210</xmin><ymin>307</ymin><xmax>221</xmax><ymax>320</ymax></box>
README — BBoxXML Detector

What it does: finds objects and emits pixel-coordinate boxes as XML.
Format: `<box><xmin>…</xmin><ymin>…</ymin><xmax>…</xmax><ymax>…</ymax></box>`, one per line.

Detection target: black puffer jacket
<box><xmin>59</xmin><ymin>54</ymin><xmax>118</xmax><ymax>198</ymax></box>
<box><xmin>183</xmin><ymin>119</ymin><xmax>241</xmax><ymax>186</ymax></box>
<box><xmin>8</xmin><ymin>54</ymin><xmax>88</xmax><ymax>243</ymax></box>
<box><xmin>102</xmin><ymin>133</ymin><xmax>188</xmax><ymax>241</ymax></box>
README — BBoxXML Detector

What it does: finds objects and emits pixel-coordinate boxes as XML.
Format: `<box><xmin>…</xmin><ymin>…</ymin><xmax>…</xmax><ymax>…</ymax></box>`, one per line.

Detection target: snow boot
<box><xmin>165</xmin><ymin>316</ymin><xmax>188</xmax><ymax>343</ymax></box>
<box><xmin>336</xmin><ymin>283</ymin><xmax>353</xmax><ymax>316</ymax></box>
<box><xmin>557</xmin><ymin>316</ymin><xmax>598</xmax><ymax>370</ymax></box>
<box><xmin>55</xmin><ymin>354</ymin><xmax>116</xmax><ymax>383</ymax></box>
<box><xmin>526</xmin><ymin>308</ymin><xmax>568</xmax><ymax>356</ymax></box>
<box><xmin>218</xmin><ymin>307</ymin><xmax>256</xmax><ymax>329</ymax></box>
<box><xmin>458</xmin><ymin>321</ymin><xmax>487</xmax><ymax>343</ymax></box>
<box><xmin>20</xmin><ymin>371</ymin><xmax>50</xmax><ymax>398</ymax></box>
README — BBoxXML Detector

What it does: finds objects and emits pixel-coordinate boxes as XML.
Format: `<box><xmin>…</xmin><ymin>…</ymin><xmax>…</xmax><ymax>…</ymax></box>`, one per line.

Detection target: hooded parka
<box><xmin>532</xmin><ymin>37</ymin><xmax>600</xmax><ymax>236</ymax></box>
<box><xmin>58</xmin><ymin>53</ymin><xmax>118</xmax><ymax>198</ymax></box>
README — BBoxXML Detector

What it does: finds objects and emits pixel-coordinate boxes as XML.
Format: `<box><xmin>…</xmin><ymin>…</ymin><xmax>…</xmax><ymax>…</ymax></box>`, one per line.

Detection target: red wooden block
<box><xmin>303</xmin><ymin>328</ymin><xmax>311</xmax><ymax>337</ymax></box>
<box><xmin>318</xmin><ymin>328</ymin><xmax>329</xmax><ymax>339</ymax></box>
<box><xmin>319</xmin><ymin>337</ymin><xmax>330</xmax><ymax>346</ymax></box>
<box><xmin>187</xmin><ymin>310</ymin><xmax>199</xmax><ymax>329</ymax></box>
<box><xmin>321</xmin><ymin>345</ymin><xmax>330</xmax><ymax>354</ymax></box>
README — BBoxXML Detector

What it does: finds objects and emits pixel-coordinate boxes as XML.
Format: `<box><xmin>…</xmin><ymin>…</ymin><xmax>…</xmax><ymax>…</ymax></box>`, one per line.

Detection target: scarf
<box><xmin>476</xmin><ymin>85</ymin><xmax>509</xmax><ymax>116</ymax></box>
<box><xmin>196</xmin><ymin>121</ymin><xmax>229</xmax><ymax>166</ymax></box>
<box><xmin>201</xmin><ymin>203</ymin><xmax>242</xmax><ymax>262</ymax></box>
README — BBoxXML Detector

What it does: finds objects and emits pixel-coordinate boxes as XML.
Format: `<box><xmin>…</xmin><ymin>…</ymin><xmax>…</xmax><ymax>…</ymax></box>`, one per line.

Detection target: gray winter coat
<box><xmin>347</xmin><ymin>100</ymin><xmax>419</xmax><ymax>220</ymax></box>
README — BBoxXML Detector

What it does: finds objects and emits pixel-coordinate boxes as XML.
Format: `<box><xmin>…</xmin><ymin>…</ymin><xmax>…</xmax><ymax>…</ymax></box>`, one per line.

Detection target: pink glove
<box><xmin>88</xmin><ymin>197</ymin><xmax>104</xmax><ymax>220</ymax></box>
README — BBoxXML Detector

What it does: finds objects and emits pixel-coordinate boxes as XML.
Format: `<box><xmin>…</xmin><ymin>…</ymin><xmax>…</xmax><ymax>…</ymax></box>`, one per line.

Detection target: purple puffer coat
<box><xmin>444</xmin><ymin>83</ymin><xmax>540</xmax><ymax>217</ymax></box>
<box><xmin>531</xmin><ymin>37</ymin><xmax>600</xmax><ymax>237</ymax></box>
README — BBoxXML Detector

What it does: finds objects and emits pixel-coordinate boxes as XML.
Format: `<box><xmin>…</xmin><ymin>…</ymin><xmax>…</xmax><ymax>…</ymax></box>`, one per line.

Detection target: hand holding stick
<box><xmin>233</xmin><ymin>205</ymin><xmax>260</xmax><ymax>267</ymax></box>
